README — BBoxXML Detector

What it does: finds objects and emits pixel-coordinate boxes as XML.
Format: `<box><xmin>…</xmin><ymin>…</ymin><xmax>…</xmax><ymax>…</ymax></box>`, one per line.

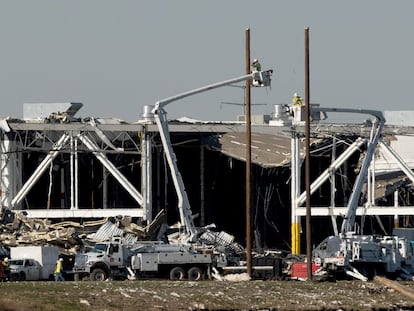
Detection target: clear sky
<box><xmin>1</xmin><ymin>1</ymin><xmax>413</xmax><ymax>122</ymax></box>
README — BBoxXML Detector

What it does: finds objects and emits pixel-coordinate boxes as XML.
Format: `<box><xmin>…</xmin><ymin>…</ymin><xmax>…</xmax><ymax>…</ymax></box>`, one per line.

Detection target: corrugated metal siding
<box><xmin>88</xmin><ymin>221</ymin><xmax>138</xmax><ymax>243</ymax></box>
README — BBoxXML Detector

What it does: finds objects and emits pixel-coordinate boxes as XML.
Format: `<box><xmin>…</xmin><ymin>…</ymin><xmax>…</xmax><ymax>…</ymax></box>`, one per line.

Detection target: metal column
<box><xmin>291</xmin><ymin>132</ymin><xmax>301</xmax><ymax>254</ymax></box>
<box><xmin>103</xmin><ymin>167</ymin><xmax>108</xmax><ymax>209</ymax></box>
<box><xmin>330</xmin><ymin>137</ymin><xmax>338</xmax><ymax>235</ymax></box>
<box><xmin>141</xmin><ymin>127</ymin><xmax>153</xmax><ymax>222</ymax></box>
<box><xmin>0</xmin><ymin>133</ymin><xmax>12</xmax><ymax>208</ymax></box>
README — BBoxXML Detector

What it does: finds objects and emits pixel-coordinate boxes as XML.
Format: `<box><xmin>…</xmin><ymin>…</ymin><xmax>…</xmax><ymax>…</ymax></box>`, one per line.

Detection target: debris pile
<box><xmin>0</xmin><ymin>207</ymin><xmax>287</xmax><ymax>281</ymax></box>
<box><xmin>0</xmin><ymin>207</ymin><xmax>245</xmax><ymax>258</ymax></box>
<box><xmin>0</xmin><ymin>207</ymin><xmax>167</xmax><ymax>255</ymax></box>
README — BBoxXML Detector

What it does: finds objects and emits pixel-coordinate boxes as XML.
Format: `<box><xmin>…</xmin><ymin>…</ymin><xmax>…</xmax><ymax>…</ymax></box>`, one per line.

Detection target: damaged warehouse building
<box><xmin>1</xmin><ymin>102</ymin><xmax>414</xmax><ymax>258</ymax></box>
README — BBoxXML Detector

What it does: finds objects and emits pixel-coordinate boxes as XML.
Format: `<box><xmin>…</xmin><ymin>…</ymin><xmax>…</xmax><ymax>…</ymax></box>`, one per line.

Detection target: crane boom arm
<box><xmin>312</xmin><ymin>107</ymin><xmax>385</xmax><ymax>235</ymax></box>
<box><xmin>340</xmin><ymin>117</ymin><xmax>384</xmax><ymax>234</ymax></box>
<box><xmin>152</xmin><ymin>70</ymin><xmax>273</xmax><ymax>243</ymax></box>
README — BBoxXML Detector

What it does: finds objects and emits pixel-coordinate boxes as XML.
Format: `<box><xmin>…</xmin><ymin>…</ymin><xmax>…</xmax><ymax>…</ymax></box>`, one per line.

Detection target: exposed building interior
<box><xmin>2</xmin><ymin>103</ymin><xmax>414</xmax><ymax>253</ymax></box>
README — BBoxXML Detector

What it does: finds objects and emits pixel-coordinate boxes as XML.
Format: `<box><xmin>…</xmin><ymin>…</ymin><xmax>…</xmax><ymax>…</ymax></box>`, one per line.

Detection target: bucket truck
<box><xmin>152</xmin><ymin>69</ymin><xmax>273</xmax><ymax>243</ymax></box>
<box><xmin>312</xmin><ymin>108</ymin><xmax>414</xmax><ymax>281</ymax></box>
<box><xmin>72</xmin><ymin>69</ymin><xmax>273</xmax><ymax>281</ymax></box>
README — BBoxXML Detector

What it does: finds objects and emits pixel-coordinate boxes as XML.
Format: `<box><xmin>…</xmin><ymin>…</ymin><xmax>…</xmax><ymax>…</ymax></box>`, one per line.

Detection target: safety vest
<box><xmin>55</xmin><ymin>261</ymin><xmax>63</xmax><ymax>274</ymax></box>
<box><xmin>292</xmin><ymin>96</ymin><xmax>303</xmax><ymax>106</ymax></box>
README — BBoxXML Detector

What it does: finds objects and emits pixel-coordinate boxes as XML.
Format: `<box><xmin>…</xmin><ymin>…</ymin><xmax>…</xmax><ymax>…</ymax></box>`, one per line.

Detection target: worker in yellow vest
<box><xmin>54</xmin><ymin>258</ymin><xmax>65</xmax><ymax>281</ymax></box>
<box><xmin>292</xmin><ymin>92</ymin><xmax>303</xmax><ymax>106</ymax></box>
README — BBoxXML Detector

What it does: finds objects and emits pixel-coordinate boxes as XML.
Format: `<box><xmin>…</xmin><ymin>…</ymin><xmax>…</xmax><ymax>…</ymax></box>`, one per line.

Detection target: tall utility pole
<box><xmin>245</xmin><ymin>28</ymin><xmax>252</xmax><ymax>277</ymax></box>
<box><xmin>304</xmin><ymin>27</ymin><xmax>312</xmax><ymax>280</ymax></box>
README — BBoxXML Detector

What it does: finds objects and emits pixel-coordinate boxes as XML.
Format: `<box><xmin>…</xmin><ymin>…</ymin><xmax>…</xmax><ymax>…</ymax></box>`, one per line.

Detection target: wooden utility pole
<box><xmin>304</xmin><ymin>27</ymin><xmax>312</xmax><ymax>280</ymax></box>
<box><xmin>245</xmin><ymin>28</ymin><xmax>252</xmax><ymax>277</ymax></box>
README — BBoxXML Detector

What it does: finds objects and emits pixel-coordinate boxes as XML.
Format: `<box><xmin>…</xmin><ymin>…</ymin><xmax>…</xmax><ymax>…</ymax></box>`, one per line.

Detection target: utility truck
<box><xmin>73</xmin><ymin>68</ymin><xmax>273</xmax><ymax>281</ymax></box>
<box><xmin>311</xmin><ymin>109</ymin><xmax>414</xmax><ymax>281</ymax></box>
<box><xmin>130</xmin><ymin>243</ymin><xmax>221</xmax><ymax>280</ymax></box>
<box><xmin>313</xmin><ymin>231</ymin><xmax>414</xmax><ymax>281</ymax></box>
<box><xmin>73</xmin><ymin>237</ymin><xmax>134</xmax><ymax>281</ymax></box>
<box><xmin>9</xmin><ymin>246</ymin><xmax>59</xmax><ymax>281</ymax></box>
<box><xmin>73</xmin><ymin>237</ymin><xmax>226</xmax><ymax>281</ymax></box>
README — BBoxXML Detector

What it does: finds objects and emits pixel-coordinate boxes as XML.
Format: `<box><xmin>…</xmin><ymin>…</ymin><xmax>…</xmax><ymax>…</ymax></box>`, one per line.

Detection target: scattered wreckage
<box><xmin>0</xmin><ymin>207</ymin><xmax>235</xmax><ymax>252</ymax></box>
<box><xmin>0</xmin><ymin>207</ymin><xmax>283</xmax><ymax>281</ymax></box>
<box><xmin>0</xmin><ymin>69</ymin><xmax>285</xmax><ymax>282</ymax></box>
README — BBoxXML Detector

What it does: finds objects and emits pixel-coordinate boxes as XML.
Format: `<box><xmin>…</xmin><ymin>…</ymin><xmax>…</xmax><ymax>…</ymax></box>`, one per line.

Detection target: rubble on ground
<box><xmin>0</xmin><ymin>206</ymin><xmax>288</xmax><ymax>281</ymax></box>
<box><xmin>0</xmin><ymin>207</ymin><xmax>167</xmax><ymax>254</ymax></box>
<box><xmin>0</xmin><ymin>207</ymin><xmax>246</xmax><ymax>259</ymax></box>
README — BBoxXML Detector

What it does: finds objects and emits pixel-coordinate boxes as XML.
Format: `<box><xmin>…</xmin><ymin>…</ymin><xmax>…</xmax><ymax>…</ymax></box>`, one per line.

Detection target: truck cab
<box><xmin>73</xmin><ymin>238</ymin><xmax>132</xmax><ymax>281</ymax></box>
<box><xmin>9</xmin><ymin>258</ymin><xmax>41</xmax><ymax>281</ymax></box>
<box><xmin>312</xmin><ymin>235</ymin><xmax>344</xmax><ymax>267</ymax></box>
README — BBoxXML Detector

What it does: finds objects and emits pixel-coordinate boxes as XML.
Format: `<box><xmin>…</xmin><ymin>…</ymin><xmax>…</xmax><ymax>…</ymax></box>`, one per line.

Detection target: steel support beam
<box><xmin>23</xmin><ymin>208</ymin><xmax>144</xmax><ymax>219</ymax></box>
<box><xmin>296</xmin><ymin>206</ymin><xmax>414</xmax><ymax>216</ymax></box>
<box><xmin>297</xmin><ymin>137</ymin><xmax>366</xmax><ymax>206</ymax></box>
<box><xmin>10</xmin><ymin>133</ymin><xmax>70</xmax><ymax>209</ymax></box>
<box><xmin>78</xmin><ymin>134</ymin><xmax>143</xmax><ymax>207</ymax></box>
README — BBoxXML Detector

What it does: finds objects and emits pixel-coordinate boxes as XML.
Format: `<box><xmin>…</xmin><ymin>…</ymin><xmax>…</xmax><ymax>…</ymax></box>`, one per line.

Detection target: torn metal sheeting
<box><xmin>88</xmin><ymin>221</ymin><xmax>139</xmax><ymax>244</ymax></box>
<box><xmin>362</xmin><ymin>173</ymin><xmax>413</xmax><ymax>201</ymax></box>
<box><xmin>0</xmin><ymin>208</ymin><xmax>161</xmax><ymax>253</ymax></box>
<box><xmin>212</xmin><ymin>132</ymin><xmax>294</xmax><ymax>168</ymax></box>
<box><xmin>0</xmin><ymin>206</ymin><xmax>248</xmax><ymax>270</ymax></box>
<box><xmin>199</xmin><ymin>230</ymin><xmax>235</xmax><ymax>247</ymax></box>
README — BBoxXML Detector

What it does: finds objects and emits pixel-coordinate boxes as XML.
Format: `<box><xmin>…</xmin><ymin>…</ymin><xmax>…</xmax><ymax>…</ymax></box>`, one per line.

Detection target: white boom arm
<box><xmin>152</xmin><ymin>70</ymin><xmax>273</xmax><ymax>243</ymax></box>
<box><xmin>313</xmin><ymin>107</ymin><xmax>385</xmax><ymax>235</ymax></box>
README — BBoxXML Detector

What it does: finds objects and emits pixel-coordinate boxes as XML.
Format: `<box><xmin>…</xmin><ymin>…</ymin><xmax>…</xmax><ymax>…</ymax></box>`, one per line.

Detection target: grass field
<box><xmin>1</xmin><ymin>279</ymin><xmax>414</xmax><ymax>310</ymax></box>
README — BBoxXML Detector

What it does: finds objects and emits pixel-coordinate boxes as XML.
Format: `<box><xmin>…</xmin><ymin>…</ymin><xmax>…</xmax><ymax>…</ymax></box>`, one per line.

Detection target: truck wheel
<box><xmin>169</xmin><ymin>267</ymin><xmax>185</xmax><ymax>280</ymax></box>
<box><xmin>188</xmin><ymin>267</ymin><xmax>204</xmax><ymax>281</ymax></box>
<box><xmin>358</xmin><ymin>265</ymin><xmax>377</xmax><ymax>281</ymax></box>
<box><xmin>19</xmin><ymin>272</ymin><xmax>26</xmax><ymax>281</ymax></box>
<box><xmin>90</xmin><ymin>268</ymin><xmax>107</xmax><ymax>281</ymax></box>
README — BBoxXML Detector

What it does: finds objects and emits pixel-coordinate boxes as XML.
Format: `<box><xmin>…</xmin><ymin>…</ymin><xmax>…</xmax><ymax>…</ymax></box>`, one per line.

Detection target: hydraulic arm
<box><xmin>153</xmin><ymin>70</ymin><xmax>273</xmax><ymax>243</ymax></box>
<box><xmin>312</xmin><ymin>107</ymin><xmax>385</xmax><ymax>235</ymax></box>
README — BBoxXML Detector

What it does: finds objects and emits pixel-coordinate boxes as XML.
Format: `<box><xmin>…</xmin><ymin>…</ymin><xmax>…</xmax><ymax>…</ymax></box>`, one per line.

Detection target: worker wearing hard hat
<box><xmin>292</xmin><ymin>92</ymin><xmax>303</xmax><ymax>106</ymax></box>
<box><xmin>54</xmin><ymin>258</ymin><xmax>65</xmax><ymax>282</ymax></box>
<box><xmin>251</xmin><ymin>59</ymin><xmax>261</xmax><ymax>72</ymax></box>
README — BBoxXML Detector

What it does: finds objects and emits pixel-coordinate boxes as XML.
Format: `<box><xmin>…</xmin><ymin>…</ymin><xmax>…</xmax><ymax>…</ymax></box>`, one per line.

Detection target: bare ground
<box><xmin>1</xmin><ymin>279</ymin><xmax>414</xmax><ymax>311</ymax></box>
